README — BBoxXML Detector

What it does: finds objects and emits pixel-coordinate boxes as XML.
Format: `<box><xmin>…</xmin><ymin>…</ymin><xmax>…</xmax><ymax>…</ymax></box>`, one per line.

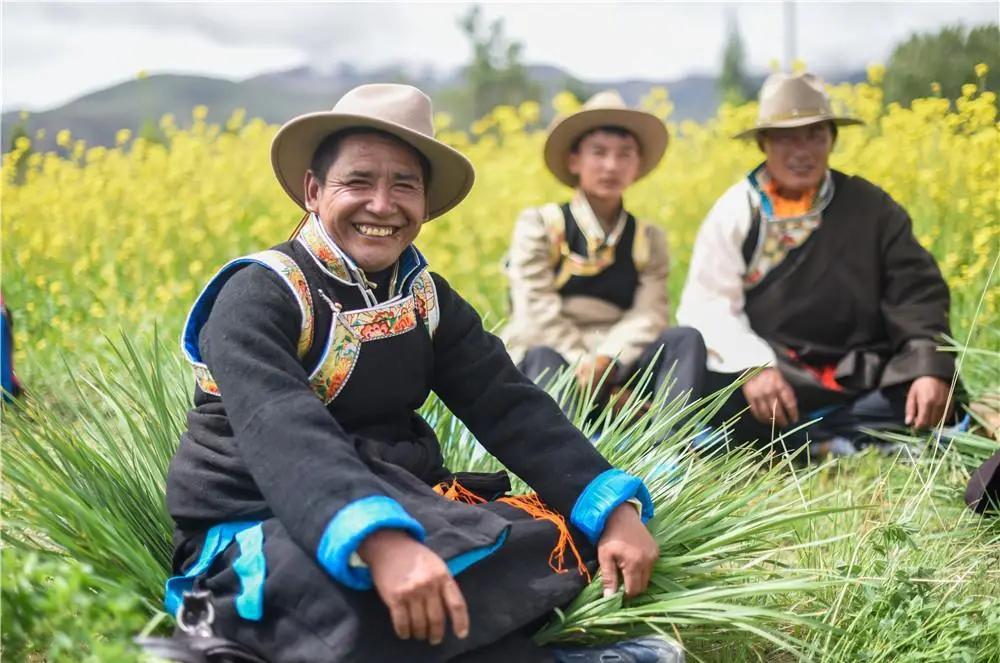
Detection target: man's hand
<box><xmin>742</xmin><ymin>368</ymin><xmax>799</xmax><ymax>428</ymax></box>
<box><xmin>576</xmin><ymin>355</ymin><xmax>617</xmax><ymax>393</ymax></box>
<box><xmin>358</xmin><ymin>530</ymin><xmax>469</xmax><ymax>645</ymax></box>
<box><xmin>906</xmin><ymin>376</ymin><xmax>952</xmax><ymax>429</ymax></box>
<box><xmin>596</xmin><ymin>503</ymin><xmax>659</xmax><ymax>599</ymax></box>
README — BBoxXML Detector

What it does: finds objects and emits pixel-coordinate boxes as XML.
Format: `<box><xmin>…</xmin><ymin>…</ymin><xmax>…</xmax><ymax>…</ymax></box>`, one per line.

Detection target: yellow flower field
<box><xmin>2</xmin><ymin>69</ymin><xmax>997</xmax><ymax>382</ymax></box>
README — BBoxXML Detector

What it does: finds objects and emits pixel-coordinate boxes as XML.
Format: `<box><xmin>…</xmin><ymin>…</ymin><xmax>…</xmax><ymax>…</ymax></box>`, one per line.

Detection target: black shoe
<box><xmin>548</xmin><ymin>635</ymin><xmax>685</xmax><ymax>663</ymax></box>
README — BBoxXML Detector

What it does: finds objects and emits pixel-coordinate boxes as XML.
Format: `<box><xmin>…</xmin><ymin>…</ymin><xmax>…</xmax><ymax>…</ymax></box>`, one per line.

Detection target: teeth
<box><xmin>355</xmin><ymin>224</ymin><xmax>397</xmax><ymax>237</ymax></box>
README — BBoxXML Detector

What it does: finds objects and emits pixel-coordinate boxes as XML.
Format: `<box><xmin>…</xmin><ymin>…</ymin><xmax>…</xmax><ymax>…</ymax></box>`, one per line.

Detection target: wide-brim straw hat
<box><xmin>734</xmin><ymin>72</ymin><xmax>864</xmax><ymax>139</ymax></box>
<box><xmin>271</xmin><ymin>83</ymin><xmax>475</xmax><ymax>220</ymax></box>
<box><xmin>543</xmin><ymin>90</ymin><xmax>669</xmax><ymax>188</ymax></box>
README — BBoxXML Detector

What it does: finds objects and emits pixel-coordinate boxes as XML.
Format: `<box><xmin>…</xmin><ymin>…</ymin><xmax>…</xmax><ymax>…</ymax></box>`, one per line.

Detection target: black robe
<box><xmin>744</xmin><ymin>170</ymin><xmax>955</xmax><ymax>407</ymax></box>
<box><xmin>165</xmin><ymin>228</ymin><xmax>651</xmax><ymax>662</ymax></box>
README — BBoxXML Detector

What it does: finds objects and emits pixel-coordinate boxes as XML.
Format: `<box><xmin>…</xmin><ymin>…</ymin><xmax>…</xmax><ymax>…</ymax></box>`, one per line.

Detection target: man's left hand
<box><xmin>905</xmin><ymin>376</ymin><xmax>952</xmax><ymax>429</ymax></box>
<box><xmin>596</xmin><ymin>503</ymin><xmax>659</xmax><ymax>599</ymax></box>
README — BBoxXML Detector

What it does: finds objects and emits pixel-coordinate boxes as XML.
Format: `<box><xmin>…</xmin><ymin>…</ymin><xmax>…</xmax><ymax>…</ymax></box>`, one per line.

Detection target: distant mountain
<box><xmin>2</xmin><ymin>63</ymin><xmax>865</xmax><ymax>152</ymax></box>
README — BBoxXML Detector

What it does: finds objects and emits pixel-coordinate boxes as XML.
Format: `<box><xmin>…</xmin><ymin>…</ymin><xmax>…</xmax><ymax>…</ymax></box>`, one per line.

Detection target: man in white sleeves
<box><xmin>677</xmin><ymin>73</ymin><xmax>956</xmax><ymax>457</ymax></box>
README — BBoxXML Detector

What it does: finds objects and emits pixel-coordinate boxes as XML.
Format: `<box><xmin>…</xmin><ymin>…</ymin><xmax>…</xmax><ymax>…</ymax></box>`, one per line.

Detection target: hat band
<box><xmin>759</xmin><ymin>108</ymin><xmax>831</xmax><ymax>123</ymax></box>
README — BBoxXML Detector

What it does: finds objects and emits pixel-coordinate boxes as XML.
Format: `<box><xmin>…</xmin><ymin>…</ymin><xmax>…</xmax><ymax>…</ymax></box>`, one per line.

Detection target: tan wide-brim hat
<box><xmin>271</xmin><ymin>83</ymin><xmax>475</xmax><ymax>220</ymax></box>
<box><xmin>543</xmin><ymin>90</ymin><xmax>669</xmax><ymax>188</ymax></box>
<box><xmin>734</xmin><ymin>72</ymin><xmax>864</xmax><ymax>139</ymax></box>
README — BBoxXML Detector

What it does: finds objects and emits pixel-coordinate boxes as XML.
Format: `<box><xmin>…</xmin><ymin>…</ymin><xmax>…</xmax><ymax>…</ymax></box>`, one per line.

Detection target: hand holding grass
<box><xmin>597</xmin><ymin>502</ymin><xmax>659</xmax><ymax>599</ymax></box>
<box><xmin>905</xmin><ymin>375</ymin><xmax>951</xmax><ymax>429</ymax></box>
<box><xmin>743</xmin><ymin>368</ymin><xmax>799</xmax><ymax>428</ymax></box>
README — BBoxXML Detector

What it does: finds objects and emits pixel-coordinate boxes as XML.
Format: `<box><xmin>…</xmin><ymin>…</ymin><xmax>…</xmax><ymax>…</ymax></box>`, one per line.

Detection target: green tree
<box><xmin>718</xmin><ymin>16</ymin><xmax>751</xmax><ymax>105</ymax></box>
<box><xmin>884</xmin><ymin>24</ymin><xmax>999</xmax><ymax>105</ymax></box>
<box><xmin>6</xmin><ymin>116</ymin><xmax>33</xmax><ymax>183</ymax></box>
<box><xmin>458</xmin><ymin>5</ymin><xmax>541</xmax><ymax>120</ymax></box>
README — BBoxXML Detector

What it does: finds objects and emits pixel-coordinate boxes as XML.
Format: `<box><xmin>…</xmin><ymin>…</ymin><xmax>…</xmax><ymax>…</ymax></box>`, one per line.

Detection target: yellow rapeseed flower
<box><xmin>1</xmin><ymin>76</ymin><xmax>996</xmax><ymax>365</ymax></box>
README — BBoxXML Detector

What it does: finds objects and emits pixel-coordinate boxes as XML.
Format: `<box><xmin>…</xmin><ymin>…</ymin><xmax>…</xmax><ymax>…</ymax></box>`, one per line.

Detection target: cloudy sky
<box><xmin>3</xmin><ymin>1</ymin><xmax>997</xmax><ymax>111</ymax></box>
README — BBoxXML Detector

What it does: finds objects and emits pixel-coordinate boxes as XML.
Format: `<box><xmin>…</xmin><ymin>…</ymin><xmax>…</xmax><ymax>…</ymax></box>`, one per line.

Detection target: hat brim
<box><xmin>543</xmin><ymin>108</ymin><xmax>668</xmax><ymax>188</ymax></box>
<box><xmin>733</xmin><ymin>115</ymin><xmax>864</xmax><ymax>140</ymax></box>
<box><xmin>271</xmin><ymin>112</ymin><xmax>475</xmax><ymax>220</ymax></box>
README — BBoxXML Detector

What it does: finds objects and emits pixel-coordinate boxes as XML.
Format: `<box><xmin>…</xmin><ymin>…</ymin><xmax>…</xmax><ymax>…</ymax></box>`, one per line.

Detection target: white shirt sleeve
<box><xmin>676</xmin><ymin>181</ymin><xmax>777</xmax><ymax>373</ymax></box>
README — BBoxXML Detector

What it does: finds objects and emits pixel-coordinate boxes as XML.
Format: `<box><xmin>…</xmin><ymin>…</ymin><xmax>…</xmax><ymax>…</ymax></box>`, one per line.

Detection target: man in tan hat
<box><xmin>503</xmin><ymin>90</ymin><xmax>706</xmax><ymax>416</ymax></box>
<box><xmin>677</xmin><ymin>72</ymin><xmax>956</xmax><ymax>457</ymax></box>
<box><xmin>161</xmin><ymin>84</ymin><xmax>684</xmax><ymax>662</ymax></box>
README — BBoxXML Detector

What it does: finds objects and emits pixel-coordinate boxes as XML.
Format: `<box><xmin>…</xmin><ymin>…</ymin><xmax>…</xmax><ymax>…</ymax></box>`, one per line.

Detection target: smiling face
<box><xmin>567</xmin><ymin>128</ymin><xmax>642</xmax><ymax>203</ymax></box>
<box><xmin>304</xmin><ymin>132</ymin><xmax>427</xmax><ymax>272</ymax></box>
<box><xmin>760</xmin><ymin>122</ymin><xmax>835</xmax><ymax>196</ymax></box>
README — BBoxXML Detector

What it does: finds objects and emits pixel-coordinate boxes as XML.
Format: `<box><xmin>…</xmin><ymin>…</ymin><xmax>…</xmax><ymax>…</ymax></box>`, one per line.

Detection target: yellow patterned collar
<box><xmin>295</xmin><ymin>213</ymin><xmax>428</xmax><ymax>300</ymax></box>
<box><xmin>570</xmin><ymin>190</ymin><xmax>628</xmax><ymax>253</ymax></box>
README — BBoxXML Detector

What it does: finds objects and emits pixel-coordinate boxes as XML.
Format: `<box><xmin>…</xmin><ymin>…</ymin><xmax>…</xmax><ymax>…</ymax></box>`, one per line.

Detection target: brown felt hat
<box><xmin>734</xmin><ymin>72</ymin><xmax>863</xmax><ymax>139</ymax></box>
<box><xmin>543</xmin><ymin>90</ymin><xmax>668</xmax><ymax>187</ymax></box>
<box><xmin>271</xmin><ymin>84</ymin><xmax>475</xmax><ymax>220</ymax></box>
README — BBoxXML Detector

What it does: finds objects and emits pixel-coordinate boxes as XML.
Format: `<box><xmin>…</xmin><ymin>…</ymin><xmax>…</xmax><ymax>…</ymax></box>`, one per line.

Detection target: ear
<box><xmin>303</xmin><ymin>170</ymin><xmax>321</xmax><ymax>212</ymax></box>
<box><xmin>567</xmin><ymin>151</ymin><xmax>581</xmax><ymax>176</ymax></box>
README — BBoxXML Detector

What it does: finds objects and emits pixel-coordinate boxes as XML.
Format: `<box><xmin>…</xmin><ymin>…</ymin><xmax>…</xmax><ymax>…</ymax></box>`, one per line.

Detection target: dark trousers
<box><xmin>518</xmin><ymin>327</ymin><xmax>707</xmax><ymax>411</ymax></box>
<box><xmin>704</xmin><ymin>370</ymin><xmax>910</xmax><ymax>452</ymax></box>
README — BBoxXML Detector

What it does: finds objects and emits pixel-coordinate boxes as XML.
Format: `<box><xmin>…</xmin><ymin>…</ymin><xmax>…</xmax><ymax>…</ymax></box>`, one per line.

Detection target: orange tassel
<box><xmin>433</xmin><ymin>479</ymin><xmax>487</xmax><ymax>505</ymax></box>
<box><xmin>497</xmin><ymin>493</ymin><xmax>592</xmax><ymax>582</ymax></box>
<box><xmin>434</xmin><ymin>481</ymin><xmax>591</xmax><ymax>582</ymax></box>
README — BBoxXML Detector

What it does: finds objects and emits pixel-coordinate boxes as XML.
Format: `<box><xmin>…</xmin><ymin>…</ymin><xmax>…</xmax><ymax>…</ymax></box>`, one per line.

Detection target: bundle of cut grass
<box><xmin>20</xmin><ymin>335</ymin><xmax>991</xmax><ymax>660</ymax></box>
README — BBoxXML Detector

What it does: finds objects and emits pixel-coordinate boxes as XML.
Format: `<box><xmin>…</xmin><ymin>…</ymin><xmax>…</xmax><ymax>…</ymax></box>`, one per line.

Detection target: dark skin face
<box><xmin>759</xmin><ymin>123</ymin><xmax>834</xmax><ymax>198</ymax></box>
<box><xmin>303</xmin><ymin>133</ymin><xmax>427</xmax><ymax>272</ymax></box>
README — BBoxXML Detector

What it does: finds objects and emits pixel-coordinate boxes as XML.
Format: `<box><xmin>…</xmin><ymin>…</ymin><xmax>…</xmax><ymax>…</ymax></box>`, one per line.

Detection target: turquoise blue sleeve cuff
<box><xmin>570</xmin><ymin>468</ymin><xmax>655</xmax><ymax>544</ymax></box>
<box><xmin>316</xmin><ymin>495</ymin><xmax>425</xmax><ymax>590</ymax></box>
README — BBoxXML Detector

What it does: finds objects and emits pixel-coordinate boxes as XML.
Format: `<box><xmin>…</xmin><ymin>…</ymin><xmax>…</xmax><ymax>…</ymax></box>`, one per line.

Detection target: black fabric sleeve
<box><xmin>878</xmin><ymin>193</ymin><xmax>956</xmax><ymax>382</ymax></box>
<box><xmin>429</xmin><ymin>273</ymin><xmax>614</xmax><ymax>517</ymax></box>
<box><xmin>199</xmin><ymin>265</ymin><xmax>415</xmax><ymax>562</ymax></box>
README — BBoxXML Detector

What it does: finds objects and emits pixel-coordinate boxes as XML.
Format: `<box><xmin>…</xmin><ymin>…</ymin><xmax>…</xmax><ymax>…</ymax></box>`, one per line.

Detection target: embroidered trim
<box><xmin>411</xmin><ymin>271</ymin><xmax>440</xmax><ymax>338</ymax></box>
<box><xmin>296</xmin><ymin>213</ymin><xmax>353</xmax><ymax>283</ymax></box>
<box><xmin>569</xmin><ymin>190</ymin><xmax>628</xmax><ymax>248</ymax></box>
<box><xmin>542</xmin><ymin>195</ymin><xmax>633</xmax><ymax>288</ymax></box>
<box><xmin>538</xmin><ymin>203</ymin><xmax>565</xmax><ymax>267</ymax></box>
<box><xmin>183</xmin><ymin>250</ymin><xmax>314</xmax><ymax>397</ymax></box>
<box><xmin>632</xmin><ymin>220</ymin><xmax>651</xmax><ymax>272</ymax></box>
<box><xmin>185</xmin><ymin>218</ymin><xmax>437</xmax><ymax>405</ymax></box>
<box><xmin>343</xmin><ymin>299</ymin><xmax>419</xmax><ymax>341</ymax></box>
<box><xmin>743</xmin><ymin>163</ymin><xmax>835</xmax><ymax>288</ymax></box>
<box><xmin>309</xmin><ymin>314</ymin><xmax>360</xmax><ymax>404</ymax></box>
<box><xmin>309</xmin><ymin>288</ymin><xmax>434</xmax><ymax>404</ymax></box>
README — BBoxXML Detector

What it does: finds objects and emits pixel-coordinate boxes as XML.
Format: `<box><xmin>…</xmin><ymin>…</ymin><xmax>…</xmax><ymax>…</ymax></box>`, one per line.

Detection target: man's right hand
<box><xmin>357</xmin><ymin>529</ymin><xmax>469</xmax><ymax>645</ymax></box>
<box><xmin>742</xmin><ymin>367</ymin><xmax>799</xmax><ymax>428</ymax></box>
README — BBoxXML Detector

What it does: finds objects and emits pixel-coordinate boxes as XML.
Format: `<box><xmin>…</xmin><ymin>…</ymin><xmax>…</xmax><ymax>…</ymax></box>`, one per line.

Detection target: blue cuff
<box><xmin>316</xmin><ymin>496</ymin><xmax>425</xmax><ymax>590</ymax></box>
<box><xmin>570</xmin><ymin>469</ymin><xmax>655</xmax><ymax>544</ymax></box>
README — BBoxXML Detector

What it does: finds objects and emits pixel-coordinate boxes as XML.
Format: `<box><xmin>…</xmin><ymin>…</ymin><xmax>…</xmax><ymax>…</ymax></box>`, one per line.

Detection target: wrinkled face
<box><xmin>304</xmin><ymin>133</ymin><xmax>427</xmax><ymax>272</ymax></box>
<box><xmin>567</xmin><ymin>130</ymin><xmax>642</xmax><ymax>201</ymax></box>
<box><xmin>760</xmin><ymin>123</ymin><xmax>834</xmax><ymax>194</ymax></box>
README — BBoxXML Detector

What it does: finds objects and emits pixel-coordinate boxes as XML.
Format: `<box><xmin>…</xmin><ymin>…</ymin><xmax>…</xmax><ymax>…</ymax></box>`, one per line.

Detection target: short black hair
<box><xmin>755</xmin><ymin>121</ymin><xmax>838</xmax><ymax>151</ymax></box>
<box><xmin>309</xmin><ymin>127</ymin><xmax>432</xmax><ymax>186</ymax></box>
<box><xmin>569</xmin><ymin>125</ymin><xmax>641</xmax><ymax>154</ymax></box>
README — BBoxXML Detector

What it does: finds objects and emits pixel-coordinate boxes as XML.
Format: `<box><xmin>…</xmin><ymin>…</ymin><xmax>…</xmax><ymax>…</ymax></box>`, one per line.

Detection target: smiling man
<box><xmin>160</xmin><ymin>85</ymin><xmax>682</xmax><ymax>662</ymax></box>
<box><xmin>677</xmin><ymin>72</ymin><xmax>957</xmax><ymax>457</ymax></box>
<box><xmin>503</xmin><ymin>90</ymin><xmax>706</xmax><ymax>416</ymax></box>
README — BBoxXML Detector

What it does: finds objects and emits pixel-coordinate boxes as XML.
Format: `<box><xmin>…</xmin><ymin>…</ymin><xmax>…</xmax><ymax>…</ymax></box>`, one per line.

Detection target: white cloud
<box><xmin>2</xmin><ymin>1</ymin><xmax>996</xmax><ymax>110</ymax></box>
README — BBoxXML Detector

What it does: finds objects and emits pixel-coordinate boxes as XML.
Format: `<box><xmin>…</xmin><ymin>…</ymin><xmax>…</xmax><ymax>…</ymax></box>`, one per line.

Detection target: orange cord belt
<box><xmin>433</xmin><ymin>479</ymin><xmax>592</xmax><ymax>582</ymax></box>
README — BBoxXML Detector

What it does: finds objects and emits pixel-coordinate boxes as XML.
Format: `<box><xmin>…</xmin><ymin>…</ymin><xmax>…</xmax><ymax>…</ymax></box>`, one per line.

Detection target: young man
<box><xmin>162</xmin><ymin>85</ymin><xmax>681</xmax><ymax>662</ymax></box>
<box><xmin>503</xmin><ymin>91</ymin><xmax>705</xmax><ymax>413</ymax></box>
<box><xmin>677</xmin><ymin>72</ymin><xmax>956</xmax><ymax>456</ymax></box>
